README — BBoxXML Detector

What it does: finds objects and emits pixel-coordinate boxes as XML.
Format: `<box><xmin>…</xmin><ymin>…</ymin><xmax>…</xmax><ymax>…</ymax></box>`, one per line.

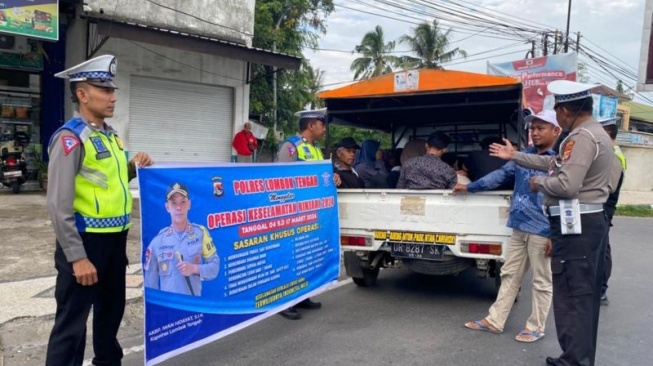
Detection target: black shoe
<box><xmin>600</xmin><ymin>293</ymin><xmax>609</xmax><ymax>306</ymax></box>
<box><xmin>279</xmin><ymin>307</ymin><xmax>301</xmax><ymax>320</ymax></box>
<box><xmin>296</xmin><ymin>298</ymin><xmax>322</xmax><ymax>309</ymax></box>
<box><xmin>546</xmin><ymin>357</ymin><xmax>558</xmax><ymax>365</ymax></box>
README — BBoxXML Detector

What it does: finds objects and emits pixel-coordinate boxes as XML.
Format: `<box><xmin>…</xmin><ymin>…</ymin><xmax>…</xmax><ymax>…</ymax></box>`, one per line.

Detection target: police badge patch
<box><xmin>212</xmin><ymin>176</ymin><xmax>224</xmax><ymax>197</ymax></box>
<box><xmin>562</xmin><ymin>140</ymin><xmax>575</xmax><ymax>162</ymax></box>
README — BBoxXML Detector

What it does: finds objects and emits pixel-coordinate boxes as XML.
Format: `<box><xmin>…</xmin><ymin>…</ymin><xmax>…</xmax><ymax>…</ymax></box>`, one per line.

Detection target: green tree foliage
<box><xmin>616</xmin><ymin>80</ymin><xmax>624</xmax><ymax>94</ymax></box>
<box><xmin>399</xmin><ymin>20</ymin><xmax>467</xmax><ymax>70</ymax></box>
<box><xmin>249</xmin><ymin>0</ymin><xmax>334</xmax><ymax>139</ymax></box>
<box><xmin>327</xmin><ymin>125</ymin><xmax>391</xmax><ymax>150</ymax></box>
<box><xmin>350</xmin><ymin>25</ymin><xmax>400</xmax><ymax>80</ymax></box>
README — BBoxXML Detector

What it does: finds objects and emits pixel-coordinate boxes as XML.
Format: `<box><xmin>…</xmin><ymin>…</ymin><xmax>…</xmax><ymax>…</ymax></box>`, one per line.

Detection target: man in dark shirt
<box><xmin>397</xmin><ymin>132</ymin><xmax>457</xmax><ymax>189</ymax></box>
<box><xmin>464</xmin><ymin>136</ymin><xmax>511</xmax><ymax>189</ymax></box>
<box><xmin>333</xmin><ymin>137</ymin><xmax>365</xmax><ymax>189</ymax></box>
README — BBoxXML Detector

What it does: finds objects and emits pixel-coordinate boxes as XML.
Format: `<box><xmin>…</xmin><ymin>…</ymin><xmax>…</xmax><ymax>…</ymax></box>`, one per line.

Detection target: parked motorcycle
<box><xmin>0</xmin><ymin>131</ymin><xmax>30</xmax><ymax>194</ymax></box>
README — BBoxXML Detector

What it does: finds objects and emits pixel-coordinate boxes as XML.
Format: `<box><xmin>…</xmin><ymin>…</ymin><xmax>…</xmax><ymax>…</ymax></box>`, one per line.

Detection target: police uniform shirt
<box><xmin>47</xmin><ymin>120</ymin><xmax>131</xmax><ymax>262</ymax></box>
<box><xmin>143</xmin><ymin>223</ymin><xmax>219</xmax><ymax>296</ymax></box>
<box><xmin>511</xmin><ymin>117</ymin><xmax>615</xmax><ymax>207</ymax></box>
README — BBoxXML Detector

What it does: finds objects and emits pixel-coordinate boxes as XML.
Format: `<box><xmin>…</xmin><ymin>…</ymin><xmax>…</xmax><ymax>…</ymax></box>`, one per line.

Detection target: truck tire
<box><xmin>402</xmin><ymin>256</ymin><xmax>472</xmax><ymax>276</ymax></box>
<box><xmin>352</xmin><ymin>266</ymin><xmax>380</xmax><ymax>287</ymax></box>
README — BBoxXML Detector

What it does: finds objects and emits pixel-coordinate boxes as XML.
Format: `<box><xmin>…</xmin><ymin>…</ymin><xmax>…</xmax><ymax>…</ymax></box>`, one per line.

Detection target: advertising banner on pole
<box><xmin>138</xmin><ymin>161</ymin><xmax>340</xmax><ymax>365</ymax></box>
<box><xmin>0</xmin><ymin>1</ymin><xmax>58</xmax><ymax>41</ymax></box>
<box><xmin>488</xmin><ymin>52</ymin><xmax>578</xmax><ymax>113</ymax></box>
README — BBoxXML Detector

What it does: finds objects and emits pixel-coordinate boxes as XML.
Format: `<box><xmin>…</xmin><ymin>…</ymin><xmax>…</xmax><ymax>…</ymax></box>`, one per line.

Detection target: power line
<box><xmin>335</xmin><ymin>1</ymin><xmax>531</xmax><ymax>41</ymax></box>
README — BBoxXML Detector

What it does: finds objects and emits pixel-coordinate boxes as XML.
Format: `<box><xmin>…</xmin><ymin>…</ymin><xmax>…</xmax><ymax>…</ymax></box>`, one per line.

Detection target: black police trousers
<box><xmin>601</xmin><ymin>206</ymin><xmax>616</xmax><ymax>296</ymax></box>
<box><xmin>46</xmin><ymin>231</ymin><xmax>129</xmax><ymax>366</ymax></box>
<box><xmin>549</xmin><ymin>212</ymin><xmax>608</xmax><ymax>366</ymax></box>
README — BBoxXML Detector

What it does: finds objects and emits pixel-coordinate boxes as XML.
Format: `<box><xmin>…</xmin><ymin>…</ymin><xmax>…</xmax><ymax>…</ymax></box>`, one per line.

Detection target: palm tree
<box><xmin>305</xmin><ymin>65</ymin><xmax>326</xmax><ymax>109</ymax></box>
<box><xmin>350</xmin><ymin>25</ymin><xmax>400</xmax><ymax>80</ymax></box>
<box><xmin>399</xmin><ymin>20</ymin><xmax>467</xmax><ymax>70</ymax></box>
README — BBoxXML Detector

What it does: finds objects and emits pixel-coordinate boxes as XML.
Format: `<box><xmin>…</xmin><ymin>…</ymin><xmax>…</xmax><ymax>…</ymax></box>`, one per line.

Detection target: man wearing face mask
<box><xmin>489</xmin><ymin>80</ymin><xmax>619</xmax><ymax>366</ymax></box>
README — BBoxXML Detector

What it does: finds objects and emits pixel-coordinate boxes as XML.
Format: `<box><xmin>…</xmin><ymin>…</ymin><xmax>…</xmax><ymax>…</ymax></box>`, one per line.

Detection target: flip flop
<box><xmin>515</xmin><ymin>329</ymin><xmax>545</xmax><ymax>343</ymax></box>
<box><xmin>464</xmin><ymin>320</ymin><xmax>502</xmax><ymax>334</ymax></box>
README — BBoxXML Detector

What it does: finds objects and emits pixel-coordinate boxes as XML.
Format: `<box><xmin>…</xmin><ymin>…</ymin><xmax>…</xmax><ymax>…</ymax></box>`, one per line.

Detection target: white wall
<box><xmin>63</xmin><ymin>18</ymin><xmax>250</xmax><ymax>154</ymax></box>
<box><xmin>621</xmin><ymin>145</ymin><xmax>653</xmax><ymax>192</ymax></box>
<box><xmin>637</xmin><ymin>0</ymin><xmax>653</xmax><ymax>92</ymax></box>
<box><xmin>85</xmin><ymin>0</ymin><xmax>255</xmax><ymax>46</ymax></box>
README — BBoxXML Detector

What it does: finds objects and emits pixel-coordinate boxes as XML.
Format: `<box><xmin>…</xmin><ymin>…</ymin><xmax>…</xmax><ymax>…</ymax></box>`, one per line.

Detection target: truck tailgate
<box><xmin>338</xmin><ymin>189</ymin><xmax>512</xmax><ymax>237</ymax></box>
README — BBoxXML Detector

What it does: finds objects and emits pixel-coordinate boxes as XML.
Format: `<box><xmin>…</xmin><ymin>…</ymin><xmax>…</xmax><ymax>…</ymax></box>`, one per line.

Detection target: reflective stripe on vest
<box><xmin>287</xmin><ymin>135</ymin><xmax>323</xmax><ymax>161</ymax></box>
<box><xmin>52</xmin><ymin>118</ymin><xmax>133</xmax><ymax>233</ymax></box>
<box><xmin>614</xmin><ymin>145</ymin><xmax>627</xmax><ymax>170</ymax></box>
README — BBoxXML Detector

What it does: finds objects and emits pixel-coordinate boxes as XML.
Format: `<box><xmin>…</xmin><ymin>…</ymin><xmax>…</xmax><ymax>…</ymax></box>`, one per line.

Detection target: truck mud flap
<box><xmin>344</xmin><ymin>251</ymin><xmax>365</xmax><ymax>278</ymax></box>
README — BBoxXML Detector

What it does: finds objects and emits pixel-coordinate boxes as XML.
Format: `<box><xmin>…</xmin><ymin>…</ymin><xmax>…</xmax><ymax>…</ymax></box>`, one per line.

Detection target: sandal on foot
<box><xmin>464</xmin><ymin>320</ymin><xmax>502</xmax><ymax>334</ymax></box>
<box><xmin>515</xmin><ymin>329</ymin><xmax>544</xmax><ymax>343</ymax></box>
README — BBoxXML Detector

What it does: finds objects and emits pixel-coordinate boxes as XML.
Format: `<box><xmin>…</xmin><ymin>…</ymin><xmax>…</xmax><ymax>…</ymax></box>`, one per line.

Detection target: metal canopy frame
<box><xmin>88</xmin><ymin>18</ymin><xmax>301</xmax><ymax>70</ymax></box>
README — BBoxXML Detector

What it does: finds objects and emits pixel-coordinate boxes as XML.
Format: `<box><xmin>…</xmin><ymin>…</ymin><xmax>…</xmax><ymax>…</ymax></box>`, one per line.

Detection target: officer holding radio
<box><xmin>489</xmin><ymin>80</ymin><xmax>619</xmax><ymax>366</ymax></box>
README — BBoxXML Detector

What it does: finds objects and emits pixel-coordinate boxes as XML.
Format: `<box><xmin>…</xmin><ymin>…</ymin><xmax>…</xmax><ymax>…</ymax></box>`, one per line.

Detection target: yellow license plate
<box><xmin>373</xmin><ymin>230</ymin><xmax>456</xmax><ymax>245</ymax></box>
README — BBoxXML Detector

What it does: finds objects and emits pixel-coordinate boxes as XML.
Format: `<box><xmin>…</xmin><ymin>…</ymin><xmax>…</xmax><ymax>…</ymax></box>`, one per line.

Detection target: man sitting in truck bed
<box><xmin>397</xmin><ymin>132</ymin><xmax>457</xmax><ymax>190</ymax></box>
<box><xmin>463</xmin><ymin>136</ymin><xmax>512</xmax><ymax>190</ymax></box>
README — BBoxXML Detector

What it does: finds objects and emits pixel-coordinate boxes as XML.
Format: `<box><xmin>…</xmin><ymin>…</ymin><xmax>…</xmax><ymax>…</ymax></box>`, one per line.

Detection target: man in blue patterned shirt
<box><xmin>456</xmin><ymin>109</ymin><xmax>561</xmax><ymax>343</ymax></box>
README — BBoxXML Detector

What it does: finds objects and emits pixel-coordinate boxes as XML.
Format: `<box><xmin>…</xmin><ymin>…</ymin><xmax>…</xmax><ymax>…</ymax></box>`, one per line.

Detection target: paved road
<box><xmin>120</xmin><ymin>217</ymin><xmax>652</xmax><ymax>366</ymax></box>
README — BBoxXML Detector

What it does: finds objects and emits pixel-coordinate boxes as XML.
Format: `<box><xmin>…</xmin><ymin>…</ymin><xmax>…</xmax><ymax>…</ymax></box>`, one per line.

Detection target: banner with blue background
<box><xmin>138</xmin><ymin>161</ymin><xmax>340</xmax><ymax>365</ymax></box>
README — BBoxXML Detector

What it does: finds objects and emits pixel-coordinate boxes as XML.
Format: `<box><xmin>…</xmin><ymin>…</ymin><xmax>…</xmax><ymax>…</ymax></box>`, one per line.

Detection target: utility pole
<box><xmin>553</xmin><ymin>30</ymin><xmax>559</xmax><ymax>55</ymax></box>
<box><xmin>565</xmin><ymin>0</ymin><xmax>572</xmax><ymax>52</ymax></box>
<box><xmin>531</xmin><ymin>40</ymin><xmax>536</xmax><ymax>58</ymax></box>
<box><xmin>272</xmin><ymin>3</ymin><xmax>291</xmax><ymax>133</ymax></box>
<box><xmin>576</xmin><ymin>32</ymin><xmax>581</xmax><ymax>52</ymax></box>
<box><xmin>543</xmin><ymin>33</ymin><xmax>548</xmax><ymax>56</ymax></box>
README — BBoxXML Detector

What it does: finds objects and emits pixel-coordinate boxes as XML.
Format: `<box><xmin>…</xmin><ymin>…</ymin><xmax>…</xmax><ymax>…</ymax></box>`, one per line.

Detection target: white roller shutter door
<box><xmin>129</xmin><ymin>76</ymin><xmax>233</xmax><ymax>165</ymax></box>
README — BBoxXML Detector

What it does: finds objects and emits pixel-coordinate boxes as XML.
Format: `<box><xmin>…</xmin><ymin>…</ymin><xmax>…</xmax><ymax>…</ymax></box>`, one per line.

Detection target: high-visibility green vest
<box><xmin>614</xmin><ymin>145</ymin><xmax>627</xmax><ymax>170</ymax></box>
<box><xmin>56</xmin><ymin>118</ymin><xmax>132</xmax><ymax>233</ymax></box>
<box><xmin>287</xmin><ymin>135</ymin><xmax>324</xmax><ymax>161</ymax></box>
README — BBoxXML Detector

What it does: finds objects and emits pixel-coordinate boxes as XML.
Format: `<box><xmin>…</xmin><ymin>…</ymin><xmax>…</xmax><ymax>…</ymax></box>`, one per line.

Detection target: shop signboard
<box><xmin>592</xmin><ymin>94</ymin><xmax>618</xmax><ymax>120</ymax></box>
<box><xmin>138</xmin><ymin>161</ymin><xmax>340</xmax><ymax>365</ymax></box>
<box><xmin>488</xmin><ymin>52</ymin><xmax>578</xmax><ymax>113</ymax></box>
<box><xmin>0</xmin><ymin>1</ymin><xmax>58</xmax><ymax>41</ymax></box>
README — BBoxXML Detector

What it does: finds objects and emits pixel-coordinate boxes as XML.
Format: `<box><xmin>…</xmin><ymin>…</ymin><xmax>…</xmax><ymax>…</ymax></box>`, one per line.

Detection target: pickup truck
<box><xmin>318</xmin><ymin>69</ymin><xmax>527</xmax><ymax>289</ymax></box>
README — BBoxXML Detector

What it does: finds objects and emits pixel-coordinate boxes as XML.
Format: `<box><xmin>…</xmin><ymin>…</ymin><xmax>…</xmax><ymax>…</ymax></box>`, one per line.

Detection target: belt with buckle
<box><xmin>546</xmin><ymin>203</ymin><xmax>604</xmax><ymax>217</ymax></box>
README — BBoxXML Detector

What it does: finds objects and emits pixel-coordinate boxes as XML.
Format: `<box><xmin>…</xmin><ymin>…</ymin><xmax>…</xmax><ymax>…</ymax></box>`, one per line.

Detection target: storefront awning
<box><xmin>92</xmin><ymin>19</ymin><xmax>301</xmax><ymax>70</ymax></box>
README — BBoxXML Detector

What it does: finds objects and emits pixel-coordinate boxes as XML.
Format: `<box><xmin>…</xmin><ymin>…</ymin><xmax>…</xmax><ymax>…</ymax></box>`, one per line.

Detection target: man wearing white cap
<box><xmin>277</xmin><ymin>108</ymin><xmax>328</xmax><ymax>162</ymax></box>
<box><xmin>598</xmin><ymin>117</ymin><xmax>627</xmax><ymax>307</ymax></box>
<box><xmin>275</xmin><ymin>108</ymin><xmax>333</xmax><ymax>319</ymax></box>
<box><xmin>458</xmin><ymin>109</ymin><xmax>560</xmax><ymax>343</ymax></box>
<box><xmin>490</xmin><ymin>80</ymin><xmax>619</xmax><ymax>366</ymax></box>
<box><xmin>45</xmin><ymin>55</ymin><xmax>153</xmax><ymax>366</ymax></box>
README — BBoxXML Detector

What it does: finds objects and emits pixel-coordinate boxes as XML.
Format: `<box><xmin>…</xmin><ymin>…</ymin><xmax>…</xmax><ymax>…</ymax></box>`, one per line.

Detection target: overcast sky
<box><xmin>304</xmin><ymin>0</ymin><xmax>647</xmax><ymax>102</ymax></box>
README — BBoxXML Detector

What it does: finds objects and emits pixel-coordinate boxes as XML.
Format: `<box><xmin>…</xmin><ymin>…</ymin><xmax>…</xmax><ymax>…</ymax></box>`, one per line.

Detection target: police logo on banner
<box><xmin>321</xmin><ymin>172</ymin><xmax>332</xmax><ymax>187</ymax></box>
<box><xmin>212</xmin><ymin>176</ymin><xmax>224</xmax><ymax>197</ymax></box>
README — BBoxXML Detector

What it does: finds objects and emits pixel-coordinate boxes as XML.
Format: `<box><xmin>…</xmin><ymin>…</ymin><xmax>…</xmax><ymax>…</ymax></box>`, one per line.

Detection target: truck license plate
<box><xmin>391</xmin><ymin>243</ymin><xmax>445</xmax><ymax>261</ymax></box>
<box><xmin>3</xmin><ymin>171</ymin><xmax>22</xmax><ymax>177</ymax></box>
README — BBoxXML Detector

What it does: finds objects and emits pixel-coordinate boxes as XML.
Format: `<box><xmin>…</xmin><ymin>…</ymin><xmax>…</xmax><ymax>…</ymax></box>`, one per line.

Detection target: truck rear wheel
<box><xmin>352</xmin><ymin>266</ymin><xmax>380</xmax><ymax>287</ymax></box>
